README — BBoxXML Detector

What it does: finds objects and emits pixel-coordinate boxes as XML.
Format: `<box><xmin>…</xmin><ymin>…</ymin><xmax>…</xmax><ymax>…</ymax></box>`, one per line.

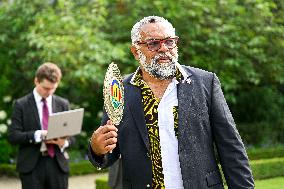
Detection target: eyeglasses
<box><xmin>136</xmin><ymin>37</ymin><xmax>179</xmax><ymax>51</ymax></box>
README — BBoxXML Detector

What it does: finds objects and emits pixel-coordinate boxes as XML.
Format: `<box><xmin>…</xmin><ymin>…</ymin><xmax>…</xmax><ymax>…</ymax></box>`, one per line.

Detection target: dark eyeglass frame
<box><xmin>136</xmin><ymin>37</ymin><xmax>179</xmax><ymax>51</ymax></box>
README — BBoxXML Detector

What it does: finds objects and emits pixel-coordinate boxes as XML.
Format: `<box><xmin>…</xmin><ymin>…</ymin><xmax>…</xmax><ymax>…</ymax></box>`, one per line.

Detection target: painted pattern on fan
<box><xmin>103</xmin><ymin>62</ymin><xmax>124</xmax><ymax>125</ymax></box>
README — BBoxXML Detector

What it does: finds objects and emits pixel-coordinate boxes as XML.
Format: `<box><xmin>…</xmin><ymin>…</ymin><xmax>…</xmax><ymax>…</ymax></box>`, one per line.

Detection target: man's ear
<box><xmin>131</xmin><ymin>45</ymin><xmax>139</xmax><ymax>60</ymax></box>
<box><xmin>34</xmin><ymin>78</ymin><xmax>38</xmax><ymax>85</ymax></box>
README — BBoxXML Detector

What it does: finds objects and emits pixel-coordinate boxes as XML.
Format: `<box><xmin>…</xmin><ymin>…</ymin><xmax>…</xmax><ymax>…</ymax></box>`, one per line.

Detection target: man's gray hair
<box><xmin>131</xmin><ymin>16</ymin><xmax>175</xmax><ymax>45</ymax></box>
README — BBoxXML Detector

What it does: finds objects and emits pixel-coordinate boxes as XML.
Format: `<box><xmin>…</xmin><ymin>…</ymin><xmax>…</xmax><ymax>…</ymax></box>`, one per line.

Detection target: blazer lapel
<box><xmin>52</xmin><ymin>96</ymin><xmax>60</xmax><ymax>113</ymax></box>
<box><xmin>125</xmin><ymin>83</ymin><xmax>150</xmax><ymax>151</ymax></box>
<box><xmin>123</xmin><ymin>66</ymin><xmax>194</xmax><ymax>152</ymax></box>
<box><xmin>28</xmin><ymin>93</ymin><xmax>41</xmax><ymax>130</ymax></box>
<box><xmin>177</xmin><ymin>71</ymin><xmax>194</xmax><ymax>140</ymax></box>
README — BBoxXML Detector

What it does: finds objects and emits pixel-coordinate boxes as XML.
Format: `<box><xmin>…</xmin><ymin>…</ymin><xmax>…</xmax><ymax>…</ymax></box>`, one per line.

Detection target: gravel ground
<box><xmin>0</xmin><ymin>173</ymin><xmax>108</xmax><ymax>189</ymax></box>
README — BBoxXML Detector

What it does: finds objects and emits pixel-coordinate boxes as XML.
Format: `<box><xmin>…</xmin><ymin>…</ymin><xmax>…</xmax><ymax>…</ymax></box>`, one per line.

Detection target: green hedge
<box><xmin>0</xmin><ymin>164</ymin><xmax>18</xmax><ymax>177</ymax></box>
<box><xmin>2</xmin><ymin>155</ymin><xmax>284</xmax><ymax>182</ymax></box>
<box><xmin>96</xmin><ymin>157</ymin><xmax>284</xmax><ymax>189</ymax></box>
<box><xmin>247</xmin><ymin>146</ymin><xmax>284</xmax><ymax>160</ymax></box>
<box><xmin>70</xmin><ymin>160</ymin><xmax>107</xmax><ymax>176</ymax></box>
<box><xmin>0</xmin><ymin>160</ymin><xmax>106</xmax><ymax>177</ymax></box>
<box><xmin>96</xmin><ymin>177</ymin><xmax>110</xmax><ymax>189</ymax></box>
<box><xmin>251</xmin><ymin>157</ymin><xmax>284</xmax><ymax>180</ymax></box>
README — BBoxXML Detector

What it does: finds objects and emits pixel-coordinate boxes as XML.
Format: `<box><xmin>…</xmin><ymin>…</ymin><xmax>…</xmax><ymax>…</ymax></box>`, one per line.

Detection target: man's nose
<box><xmin>158</xmin><ymin>42</ymin><xmax>169</xmax><ymax>52</ymax></box>
<box><xmin>46</xmin><ymin>89</ymin><xmax>53</xmax><ymax>95</ymax></box>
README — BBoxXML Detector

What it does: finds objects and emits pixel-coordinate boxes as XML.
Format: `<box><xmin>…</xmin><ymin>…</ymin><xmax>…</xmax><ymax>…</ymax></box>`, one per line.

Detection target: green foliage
<box><xmin>96</xmin><ymin>177</ymin><xmax>110</xmax><ymax>189</ymax></box>
<box><xmin>69</xmin><ymin>160</ymin><xmax>107</xmax><ymax>176</ymax></box>
<box><xmin>247</xmin><ymin>146</ymin><xmax>284</xmax><ymax>160</ymax></box>
<box><xmin>238</xmin><ymin>119</ymin><xmax>284</xmax><ymax>146</ymax></box>
<box><xmin>254</xmin><ymin>177</ymin><xmax>284</xmax><ymax>189</ymax></box>
<box><xmin>225</xmin><ymin>177</ymin><xmax>284</xmax><ymax>189</ymax></box>
<box><xmin>0</xmin><ymin>160</ymin><xmax>106</xmax><ymax>177</ymax></box>
<box><xmin>0</xmin><ymin>164</ymin><xmax>17</xmax><ymax>177</ymax></box>
<box><xmin>0</xmin><ymin>139</ymin><xmax>13</xmax><ymax>163</ymax></box>
<box><xmin>0</xmin><ymin>0</ymin><xmax>283</xmax><ymax>163</ymax></box>
<box><xmin>2</xmin><ymin>156</ymin><xmax>284</xmax><ymax>183</ymax></box>
<box><xmin>233</xmin><ymin>87</ymin><xmax>284</xmax><ymax>123</ymax></box>
<box><xmin>251</xmin><ymin>157</ymin><xmax>284</xmax><ymax>180</ymax></box>
<box><xmin>104</xmin><ymin>0</ymin><xmax>284</xmax><ymax>93</ymax></box>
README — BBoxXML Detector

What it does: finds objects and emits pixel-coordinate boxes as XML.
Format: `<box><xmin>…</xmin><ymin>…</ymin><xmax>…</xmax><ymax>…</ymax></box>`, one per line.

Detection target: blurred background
<box><xmin>0</xmin><ymin>0</ymin><xmax>283</xmax><ymax>188</ymax></box>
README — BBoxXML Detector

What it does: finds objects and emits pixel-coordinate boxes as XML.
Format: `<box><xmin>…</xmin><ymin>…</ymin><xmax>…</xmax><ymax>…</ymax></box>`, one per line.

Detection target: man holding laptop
<box><xmin>8</xmin><ymin>62</ymin><xmax>74</xmax><ymax>189</ymax></box>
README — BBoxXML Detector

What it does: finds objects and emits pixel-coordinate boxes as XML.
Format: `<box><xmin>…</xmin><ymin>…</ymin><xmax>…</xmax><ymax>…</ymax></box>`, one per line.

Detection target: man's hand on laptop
<box><xmin>45</xmin><ymin>137</ymin><xmax>67</xmax><ymax>148</ymax></box>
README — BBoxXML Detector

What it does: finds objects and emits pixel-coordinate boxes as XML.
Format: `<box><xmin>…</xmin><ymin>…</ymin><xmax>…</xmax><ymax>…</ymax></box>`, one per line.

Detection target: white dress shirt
<box><xmin>130</xmin><ymin>63</ymin><xmax>189</xmax><ymax>188</ymax></box>
<box><xmin>33</xmin><ymin>88</ymin><xmax>52</xmax><ymax>142</ymax></box>
<box><xmin>33</xmin><ymin>88</ymin><xmax>69</xmax><ymax>150</ymax></box>
<box><xmin>158</xmin><ymin>78</ymin><xmax>184</xmax><ymax>189</ymax></box>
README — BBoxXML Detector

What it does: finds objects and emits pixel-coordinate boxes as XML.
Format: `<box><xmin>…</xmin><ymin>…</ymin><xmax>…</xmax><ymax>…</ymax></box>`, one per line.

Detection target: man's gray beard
<box><xmin>138</xmin><ymin>50</ymin><xmax>178</xmax><ymax>80</ymax></box>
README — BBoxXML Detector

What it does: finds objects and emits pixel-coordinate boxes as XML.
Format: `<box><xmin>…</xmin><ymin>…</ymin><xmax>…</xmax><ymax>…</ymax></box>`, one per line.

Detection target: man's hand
<box><xmin>45</xmin><ymin>137</ymin><xmax>67</xmax><ymax>148</ymax></box>
<box><xmin>90</xmin><ymin>120</ymin><xmax>118</xmax><ymax>156</ymax></box>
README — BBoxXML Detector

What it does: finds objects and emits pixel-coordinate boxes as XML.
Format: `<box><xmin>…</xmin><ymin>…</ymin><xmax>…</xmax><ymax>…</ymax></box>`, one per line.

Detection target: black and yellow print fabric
<box><xmin>132</xmin><ymin>68</ymin><xmax>182</xmax><ymax>189</ymax></box>
<box><xmin>173</xmin><ymin>106</ymin><xmax>178</xmax><ymax>138</ymax></box>
<box><xmin>133</xmin><ymin>70</ymin><xmax>164</xmax><ymax>188</ymax></box>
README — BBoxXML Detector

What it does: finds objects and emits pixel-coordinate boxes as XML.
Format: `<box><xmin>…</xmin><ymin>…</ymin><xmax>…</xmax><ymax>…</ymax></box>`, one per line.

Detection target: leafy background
<box><xmin>0</xmin><ymin>0</ymin><xmax>283</xmax><ymax>163</ymax></box>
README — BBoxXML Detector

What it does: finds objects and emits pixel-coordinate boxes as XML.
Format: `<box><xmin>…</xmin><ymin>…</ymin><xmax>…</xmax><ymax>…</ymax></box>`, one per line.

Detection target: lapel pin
<box><xmin>183</xmin><ymin>77</ymin><xmax>191</xmax><ymax>84</ymax></box>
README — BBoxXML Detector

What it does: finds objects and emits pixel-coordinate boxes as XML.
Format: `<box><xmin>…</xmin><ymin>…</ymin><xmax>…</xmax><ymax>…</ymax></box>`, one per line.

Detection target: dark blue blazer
<box><xmin>89</xmin><ymin>66</ymin><xmax>254</xmax><ymax>189</ymax></box>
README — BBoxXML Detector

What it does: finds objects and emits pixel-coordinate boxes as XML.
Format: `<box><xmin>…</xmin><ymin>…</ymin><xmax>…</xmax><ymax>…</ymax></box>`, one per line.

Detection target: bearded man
<box><xmin>88</xmin><ymin>16</ymin><xmax>254</xmax><ymax>189</ymax></box>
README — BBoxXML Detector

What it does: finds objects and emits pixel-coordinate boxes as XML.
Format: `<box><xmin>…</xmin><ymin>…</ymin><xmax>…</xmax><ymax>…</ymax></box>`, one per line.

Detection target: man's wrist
<box><xmin>34</xmin><ymin>130</ymin><xmax>43</xmax><ymax>143</ymax></box>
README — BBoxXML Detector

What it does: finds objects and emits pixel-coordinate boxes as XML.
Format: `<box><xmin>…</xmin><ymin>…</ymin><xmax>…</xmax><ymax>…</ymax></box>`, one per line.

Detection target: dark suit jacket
<box><xmin>88</xmin><ymin>66</ymin><xmax>254</xmax><ymax>189</ymax></box>
<box><xmin>8</xmin><ymin>93</ymin><xmax>73</xmax><ymax>174</ymax></box>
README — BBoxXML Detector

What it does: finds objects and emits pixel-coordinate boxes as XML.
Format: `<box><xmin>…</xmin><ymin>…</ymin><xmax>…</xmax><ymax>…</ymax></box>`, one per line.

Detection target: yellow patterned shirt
<box><xmin>132</xmin><ymin>68</ymin><xmax>182</xmax><ymax>188</ymax></box>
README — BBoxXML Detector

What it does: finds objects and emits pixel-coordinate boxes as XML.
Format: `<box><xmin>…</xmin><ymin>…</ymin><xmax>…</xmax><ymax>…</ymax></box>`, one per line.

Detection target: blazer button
<box><xmin>146</xmin><ymin>184</ymin><xmax>150</xmax><ymax>188</ymax></box>
<box><xmin>29</xmin><ymin>139</ymin><xmax>33</xmax><ymax>143</ymax></box>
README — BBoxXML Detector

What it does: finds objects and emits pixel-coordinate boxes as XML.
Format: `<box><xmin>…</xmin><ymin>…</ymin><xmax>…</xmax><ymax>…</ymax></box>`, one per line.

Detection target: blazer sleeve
<box><xmin>210</xmin><ymin>74</ymin><xmax>254</xmax><ymax>188</ymax></box>
<box><xmin>8</xmin><ymin>100</ymin><xmax>36</xmax><ymax>144</ymax></box>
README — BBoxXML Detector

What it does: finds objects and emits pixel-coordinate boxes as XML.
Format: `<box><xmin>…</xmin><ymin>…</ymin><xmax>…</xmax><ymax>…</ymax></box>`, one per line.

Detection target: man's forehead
<box><xmin>39</xmin><ymin>79</ymin><xmax>58</xmax><ymax>86</ymax></box>
<box><xmin>140</xmin><ymin>22</ymin><xmax>175</xmax><ymax>40</ymax></box>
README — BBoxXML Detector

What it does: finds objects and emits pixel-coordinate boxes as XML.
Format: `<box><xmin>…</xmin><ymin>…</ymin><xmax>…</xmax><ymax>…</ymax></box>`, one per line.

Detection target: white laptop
<box><xmin>46</xmin><ymin>108</ymin><xmax>84</xmax><ymax>140</ymax></box>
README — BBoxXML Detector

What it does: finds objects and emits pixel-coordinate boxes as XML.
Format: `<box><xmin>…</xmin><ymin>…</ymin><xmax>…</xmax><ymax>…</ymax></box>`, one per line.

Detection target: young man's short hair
<box><xmin>35</xmin><ymin>62</ymin><xmax>62</xmax><ymax>83</ymax></box>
